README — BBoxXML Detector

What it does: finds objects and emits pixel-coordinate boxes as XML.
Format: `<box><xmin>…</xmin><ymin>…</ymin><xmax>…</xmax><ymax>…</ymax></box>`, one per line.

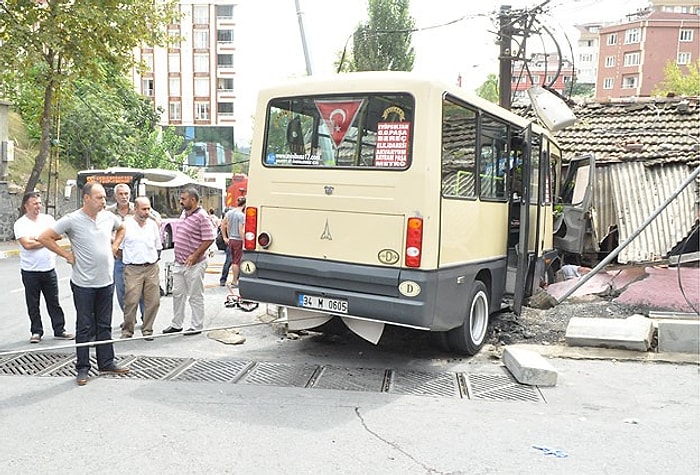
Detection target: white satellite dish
<box><xmin>527</xmin><ymin>85</ymin><xmax>577</xmax><ymax>131</ymax></box>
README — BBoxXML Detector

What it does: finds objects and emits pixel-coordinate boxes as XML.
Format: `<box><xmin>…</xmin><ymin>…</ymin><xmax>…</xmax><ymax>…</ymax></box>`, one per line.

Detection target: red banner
<box><xmin>314</xmin><ymin>99</ymin><xmax>364</xmax><ymax>147</ymax></box>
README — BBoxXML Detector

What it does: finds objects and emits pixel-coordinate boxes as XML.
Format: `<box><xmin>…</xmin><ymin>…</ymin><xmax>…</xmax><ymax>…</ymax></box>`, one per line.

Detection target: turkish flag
<box><xmin>314</xmin><ymin>99</ymin><xmax>364</xmax><ymax>147</ymax></box>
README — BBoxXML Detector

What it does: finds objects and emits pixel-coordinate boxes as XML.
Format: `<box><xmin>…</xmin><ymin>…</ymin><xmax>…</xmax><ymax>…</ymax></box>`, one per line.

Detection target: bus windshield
<box><xmin>263</xmin><ymin>93</ymin><xmax>414</xmax><ymax>169</ymax></box>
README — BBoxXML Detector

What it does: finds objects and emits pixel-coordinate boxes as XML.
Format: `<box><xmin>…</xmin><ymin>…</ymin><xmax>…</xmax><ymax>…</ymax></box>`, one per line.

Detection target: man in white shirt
<box><xmin>120</xmin><ymin>197</ymin><xmax>162</xmax><ymax>340</ymax></box>
<box><xmin>13</xmin><ymin>191</ymin><xmax>74</xmax><ymax>344</ymax></box>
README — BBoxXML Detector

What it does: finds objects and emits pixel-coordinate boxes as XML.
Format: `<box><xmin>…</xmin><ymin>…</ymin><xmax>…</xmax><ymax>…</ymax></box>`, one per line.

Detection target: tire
<box><xmin>447</xmin><ymin>280</ymin><xmax>490</xmax><ymax>356</ymax></box>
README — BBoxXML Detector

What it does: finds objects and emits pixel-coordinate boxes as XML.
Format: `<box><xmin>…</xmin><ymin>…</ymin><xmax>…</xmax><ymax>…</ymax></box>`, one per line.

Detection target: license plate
<box><xmin>298</xmin><ymin>294</ymin><xmax>348</xmax><ymax>314</ymax></box>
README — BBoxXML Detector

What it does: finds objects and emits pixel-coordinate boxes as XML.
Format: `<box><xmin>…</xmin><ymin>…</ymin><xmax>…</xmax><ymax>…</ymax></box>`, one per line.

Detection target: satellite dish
<box><xmin>527</xmin><ymin>86</ymin><xmax>576</xmax><ymax>131</ymax></box>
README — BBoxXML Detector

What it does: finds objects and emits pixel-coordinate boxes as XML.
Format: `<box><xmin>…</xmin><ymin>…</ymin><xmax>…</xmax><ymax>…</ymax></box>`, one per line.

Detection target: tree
<box><xmin>652</xmin><ymin>60</ymin><xmax>700</xmax><ymax>97</ymax></box>
<box><xmin>350</xmin><ymin>0</ymin><xmax>415</xmax><ymax>72</ymax></box>
<box><xmin>60</xmin><ymin>66</ymin><xmax>188</xmax><ymax>171</ymax></box>
<box><xmin>475</xmin><ymin>74</ymin><xmax>499</xmax><ymax>103</ymax></box>
<box><xmin>0</xmin><ymin>0</ymin><xmax>178</xmax><ymax>194</ymax></box>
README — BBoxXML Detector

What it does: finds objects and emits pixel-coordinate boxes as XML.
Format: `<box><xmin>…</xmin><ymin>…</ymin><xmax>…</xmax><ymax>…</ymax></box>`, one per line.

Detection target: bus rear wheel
<box><xmin>448</xmin><ymin>280</ymin><xmax>490</xmax><ymax>356</ymax></box>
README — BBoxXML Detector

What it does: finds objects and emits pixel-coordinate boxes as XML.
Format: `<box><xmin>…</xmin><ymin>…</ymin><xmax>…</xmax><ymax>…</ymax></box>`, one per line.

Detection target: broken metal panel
<box><xmin>603</xmin><ymin>162</ymin><xmax>697</xmax><ymax>263</ymax></box>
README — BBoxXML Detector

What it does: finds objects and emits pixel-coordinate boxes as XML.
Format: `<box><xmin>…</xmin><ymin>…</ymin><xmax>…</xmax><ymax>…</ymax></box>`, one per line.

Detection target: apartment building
<box><xmin>596</xmin><ymin>0</ymin><xmax>700</xmax><ymax>99</ymax></box>
<box><xmin>575</xmin><ymin>23</ymin><xmax>604</xmax><ymax>86</ymax></box>
<box><xmin>132</xmin><ymin>1</ymin><xmax>238</xmax><ymax>168</ymax></box>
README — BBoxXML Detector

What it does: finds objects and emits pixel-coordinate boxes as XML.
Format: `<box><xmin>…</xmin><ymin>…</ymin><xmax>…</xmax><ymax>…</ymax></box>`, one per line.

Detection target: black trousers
<box><xmin>21</xmin><ymin>269</ymin><xmax>66</xmax><ymax>337</ymax></box>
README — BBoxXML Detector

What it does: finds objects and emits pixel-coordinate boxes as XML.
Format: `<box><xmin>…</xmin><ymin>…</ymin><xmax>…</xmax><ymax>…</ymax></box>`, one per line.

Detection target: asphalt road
<box><xmin>0</xmin><ymin>249</ymin><xmax>698</xmax><ymax>474</ymax></box>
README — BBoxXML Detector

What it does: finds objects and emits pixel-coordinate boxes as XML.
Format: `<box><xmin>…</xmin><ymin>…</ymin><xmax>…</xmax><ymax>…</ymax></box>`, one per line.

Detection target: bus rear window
<box><xmin>263</xmin><ymin>94</ymin><xmax>414</xmax><ymax>169</ymax></box>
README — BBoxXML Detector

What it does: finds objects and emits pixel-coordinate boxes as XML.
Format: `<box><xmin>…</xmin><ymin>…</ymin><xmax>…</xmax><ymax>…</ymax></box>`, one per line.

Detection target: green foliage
<box><xmin>652</xmin><ymin>60</ymin><xmax>700</xmax><ymax>96</ymax></box>
<box><xmin>568</xmin><ymin>81</ymin><xmax>594</xmax><ymax>98</ymax></box>
<box><xmin>0</xmin><ymin>0</ymin><xmax>179</xmax><ymax>194</ymax></box>
<box><xmin>350</xmin><ymin>0</ymin><xmax>415</xmax><ymax>72</ymax></box>
<box><xmin>475</xmin><ymin>74</ymin><xmax>499</xmax><ymax>103</ymax></box>
<box><xmin>61</xmin><ymin>67</ymin><xmax>187</xmax><ymax>171</ymax></box>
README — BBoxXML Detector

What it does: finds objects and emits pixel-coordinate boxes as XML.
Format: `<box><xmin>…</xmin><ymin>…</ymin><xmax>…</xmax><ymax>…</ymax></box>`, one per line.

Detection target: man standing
<box><xmin>162</xmin><ymin>187</ymin><xmax>215</xmax><ymax>335</ymax></box>
<box><xmin>120</xmin><ymin>197</ymin><xmax>162</xmax><ymax>341</ymax></box>
<box><xmin>107</xmin><ymin>183</ymin><xmax>135</xmax><ymax>313</ymax></box>
<box><xmin>14</xmin><ymin>191</ymin><xmax>74</xmax><ymax>344</ymax></box>
<box><xmin>221</xmin><ymin>196</ymin><xmax>246</xmax><ymax>287</ymax></box>
<box><xmin>39</xmin><ymin>183</ymin><xmax>129</xmax><ymax>386</ymax></box>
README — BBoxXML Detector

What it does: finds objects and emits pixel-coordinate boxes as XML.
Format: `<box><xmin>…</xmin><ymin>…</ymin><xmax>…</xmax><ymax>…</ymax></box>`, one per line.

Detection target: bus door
<box><xmin>553</xmin><ymin>154</ymin><xmax>597</xmax><ymax>256</ymax></box>
<box><xmin>506</xmin><ymin>125</ymin><xmax>537</xmax><ymax>313</ymax></box>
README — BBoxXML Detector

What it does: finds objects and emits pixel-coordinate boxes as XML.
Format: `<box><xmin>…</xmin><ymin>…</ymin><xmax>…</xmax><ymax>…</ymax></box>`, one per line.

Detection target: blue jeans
<box><xmin>71</xmin><ymin>282</ymin><xmax>116</xmax><ymax>372</ymax></box>
<box><xmin>21</xmin><ymin>269</ymin><xmax>66</xmax><ymax>337</ymax></box>
<box><xmin>219</xmin><ymin>246</ymin><xmax>232</xmax><ymax>284</ymax></box>
<box><xmin>114</xmin><ymin>258</ymin><xmax>144</xmax><ymax>316</ymax></box>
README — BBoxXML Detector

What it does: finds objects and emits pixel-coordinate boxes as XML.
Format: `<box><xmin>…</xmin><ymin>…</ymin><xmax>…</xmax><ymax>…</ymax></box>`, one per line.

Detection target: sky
<box><xmin>233</xmin><ymin>0</ymin><xmax>649</xmax><ymax>145</ymax></box>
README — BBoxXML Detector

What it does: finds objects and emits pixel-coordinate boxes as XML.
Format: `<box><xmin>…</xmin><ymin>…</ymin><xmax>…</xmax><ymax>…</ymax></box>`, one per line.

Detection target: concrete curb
<box><xmin>505</xmin><ymin>343</ymin><xmax>700</xmax><ymax>365</ymax></box>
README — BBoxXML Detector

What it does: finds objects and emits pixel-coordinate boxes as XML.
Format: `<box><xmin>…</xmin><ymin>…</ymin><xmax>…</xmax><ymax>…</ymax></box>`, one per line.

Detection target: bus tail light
<box><xmin>257</xmin><ymin>231</ymin><xmax>272</xmax><ymax>249</ymax></box>
<box><xmin>244</xmin><ymin>207</ymin><xmax>257</xmax><ymax>250</ymax></box>
<box><xmin>405</xmin><ymin>217</ymin><xmax>423</xmax><ymax>268</ymax></box>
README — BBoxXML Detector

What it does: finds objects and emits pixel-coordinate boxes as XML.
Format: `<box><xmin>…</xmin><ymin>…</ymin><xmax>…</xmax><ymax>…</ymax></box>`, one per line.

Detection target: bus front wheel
<box><xmin>448</xmin><ymin>280</ymin><xmax>490</xmax><ymax>356</ymax></box>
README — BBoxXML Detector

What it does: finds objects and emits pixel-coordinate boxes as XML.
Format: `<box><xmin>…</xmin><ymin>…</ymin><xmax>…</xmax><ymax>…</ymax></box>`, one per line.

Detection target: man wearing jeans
<box><xmin>14</xmin><ymin>191</ymin><xmax>74</xmax><ymax>344</ymax></box>
<box><xmin>39</xmin><ymin>182</ymin><xmax>129</xmax><ymax>386</ymax></box>
<box><xmin>162</xmin><ymin>187</ymin><xmax>215</xmax><ymax>335</ymax></box>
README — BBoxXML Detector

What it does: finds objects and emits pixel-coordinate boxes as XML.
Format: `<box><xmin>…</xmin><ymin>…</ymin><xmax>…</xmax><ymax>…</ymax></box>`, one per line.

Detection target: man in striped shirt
<box><xmin>162</xmin><ymin>187</ymin><xmax>215</xmax><ymax>335</ymax></box>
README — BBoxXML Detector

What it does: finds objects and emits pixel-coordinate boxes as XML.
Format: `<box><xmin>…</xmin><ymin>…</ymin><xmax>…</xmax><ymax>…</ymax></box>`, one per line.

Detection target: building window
<box><xmin>605</xmin><ymin>56</ymin><xmax>615</xmax><ymax>67</ymax></box>
<box><xmin>218</xmin><ymin>102</ymin><xmax>234</xmax><ymax>116</ymax></box>
<box><xmin>169</xmin><ymin>78</ymin><xmax>181</xmax><ymax>97</ymax></box>
<box><xmin>530</xmin><ymin>75</ymin><xmax>540</xmax><ymax>84</ymax></box>
<box><xmin>546</xmin><ymin>75</ymin><xmax>555</xmax><ymax>84</ymax></box>
<box><xmin>622</xmin><ymin>75</ymin><xmax>638</xmax><ymax>89</ymax></box>
<box><xmin>217</xmin><ymin>54</ymin><xmax>234</xmax><ymax>68</ymax></box>
<box><xmin>607</xmin><ymin>33</ymin><xmax>617</xmax><ymax>45</ymax></box>
<box><xmin>142</xmin><ymin>79</ymin><xmax>154</xmax><ymax>97</ymax></box>
<box><xmin>195</xmin><ymin>101</ymin><xmax>210</xmax><ymax>120</ymax></box>
<box><xmin>603</xmin><ymin>78</ymin><xmax>614</xmax><ymax>89</ymax></box>
<box><xmin>580</xmin><ymin>54</ymin><xmax>593</xmax><ymax>62</ymax></box>
<box><xmin>679</xmin><ymin>30</ymin><xmax>693</xmax><ymax>42</ymax></box>
<box><xmin>142</xmin><ymin>53</ymin><xmax>153</xmax><ymax>72</ymax></box>
<box><xmin>217</xmin><ymin>29</ymin><xmax>234</xmax><ymax>44</ymax></box>
<box><xmin>194</xmin><ymin>77</ymin><xmax>209</xmax><ymax>96</ymax></box>
<box><xmin>624</xmin><ymin>28</ymin><xmax>641</xmax><ymax>44</ymax></box>
<box><xmin>168</xmin><ymin>29</ymin><xmax>180</xmax><ymax>49</ymax></box>
<box><xmin>168</xmin><ymin>54</ymin><xmax>180</xmax><ymax>73</ymax></box>
<box><xmin>194</xmin><ymin>53</ymin><xmax>209</xmax><ymax>73</ymax></box>
<box><xmin>623</xmin><ymin>52</ymin><xmax>640</xmax><ymax>66</ymax></box>
<box><xmin>193</xmin><ymin>5</ymin><xmax>208</xmax><ymax>25</ymax></box>
<box><xmin>193</xmin><ymin>30</ymin><xmax>209</xmax><ymax>49</ymax></box>
<box><xmin>678</xmin><ymin>52</ymin><xmax>692</xmax><ymax>65</ymax></box>
<box><xmin>217</xmin><ymin>77</ymin><xmax>234</xmax><ymax>91</ymax></box>
<box><xmin>169</xmin><ymin>102</ymin><xmax>181</xmax><ymax>121</ymax></box>
<box><xmin>216</xmin><ymin>5</ymin><xmax>234</xmax><ymax>19</ymax></box>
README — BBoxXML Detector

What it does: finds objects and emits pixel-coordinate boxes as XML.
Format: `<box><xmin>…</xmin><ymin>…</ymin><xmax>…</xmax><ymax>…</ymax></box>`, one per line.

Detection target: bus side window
<box><xmin>441</xmin><ymin>98</ymin><xmax>476</xmax><ymax>199</ymax></box>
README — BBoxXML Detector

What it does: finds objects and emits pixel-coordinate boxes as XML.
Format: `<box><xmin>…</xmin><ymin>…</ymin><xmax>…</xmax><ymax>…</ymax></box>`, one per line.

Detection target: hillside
<box><xmin>6</xmin><ymin>111</ymin><xmax>78</xmax><ymax>196</ymax></box>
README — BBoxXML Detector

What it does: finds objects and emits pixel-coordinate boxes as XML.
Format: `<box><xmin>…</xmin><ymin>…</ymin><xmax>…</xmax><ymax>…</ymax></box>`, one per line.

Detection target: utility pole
<box><xmin>498</xmin><ymin>5</ymin><xmax>513</xmax><ymax>110</ymax></box>
<box><xmin>294</xmin><ymin>0</ymin><xmax>313</xmax><ymax>75</ymax></box>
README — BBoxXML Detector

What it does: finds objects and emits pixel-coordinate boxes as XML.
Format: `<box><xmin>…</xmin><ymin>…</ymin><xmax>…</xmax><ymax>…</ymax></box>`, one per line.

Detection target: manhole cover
<box><xmin>171</xmin><ymin>358</ymin><xmax>253</xmax><ymax>383</ymax></box>
<box><xmin>117</xmin><ymin>356</ymin><xmax>191</xmax><ymax>380</ymax></box>
<box><xmin>0</xmin><ymin>352</ymin><xmax>72</xmax><ymax>376</ymax></box>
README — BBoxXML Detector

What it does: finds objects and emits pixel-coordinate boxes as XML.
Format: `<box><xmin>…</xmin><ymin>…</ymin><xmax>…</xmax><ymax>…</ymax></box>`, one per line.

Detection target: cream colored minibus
<box><xmin>240</xmin><ymin>72</ymin><xmax>586</xmax><ymax>355</ymax></box>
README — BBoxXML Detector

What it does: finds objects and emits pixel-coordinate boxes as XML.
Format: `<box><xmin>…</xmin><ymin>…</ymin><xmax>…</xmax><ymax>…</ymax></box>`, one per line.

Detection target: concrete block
<box><xmin>565</xmin><ymin>314</ymin><xmax>654</xmax><ymax>351</ymax></box>
<box><xmin>503</xmin><ymin>347</ymin><xmax>558</xmax><ymax>387</ymax></box>
<box><xmin>657</xmin><ymin>320</ymin><xmax>700</xmax><ymax>354</ymax></box>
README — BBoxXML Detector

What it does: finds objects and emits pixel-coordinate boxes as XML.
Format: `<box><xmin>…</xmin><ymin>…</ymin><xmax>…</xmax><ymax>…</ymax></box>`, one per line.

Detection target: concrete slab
<box><xmin>657</xmin><ymin>319</ymin><xmax>700</xmax><ymax>354</ymax></box>
<box><xmin>503</xmin><ymin>347</ymin><xmax>558</xmax><ymax>387</ymax></box>
<box><xmin>565</xmin><ymin>314</ymin><xmax>654</xmax><ymax>351</ymax></box>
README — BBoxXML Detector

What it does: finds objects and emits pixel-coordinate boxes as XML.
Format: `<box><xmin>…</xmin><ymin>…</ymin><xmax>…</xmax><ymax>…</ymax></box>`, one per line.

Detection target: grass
<box><xmin>6</xmin><ymin>110</ymin><xmax>78</xmax><ymax>195</ymax></box>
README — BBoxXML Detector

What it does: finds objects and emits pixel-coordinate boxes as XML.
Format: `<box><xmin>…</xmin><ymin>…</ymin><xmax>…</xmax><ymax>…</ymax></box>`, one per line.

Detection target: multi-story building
<box><xmin>511</xmin><ymin>53</ymin><xmax>575</xmax><ymax>101</ymax></box>
<box><xmin>132</xmin><ymin>0</ymin><xmax>238</xmax><ymax>169</ymax></box>
<box><xmin>596</xmin><ymin>0</ymin><xmax>700</xmax><ymax>100</ymax></box>
<box><xmin>575</xmin><ymin>23</ymin><xmax>604</xmax><ymax>87</ymax></box>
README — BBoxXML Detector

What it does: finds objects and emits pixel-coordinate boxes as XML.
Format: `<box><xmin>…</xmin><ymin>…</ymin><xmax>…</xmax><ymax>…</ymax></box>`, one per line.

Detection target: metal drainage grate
<box><xmin>386</xmin><ymin>369</ymin><xmax>463</xmax><ymax>398</ymax></box>
<box><xmin>171</xmin><ymin>358</ymin><xmax>253</xmax><ymax>383</ymax></box>
<box><xmin>117</xmin><ymin>356</ymin><xmax>191</xmax><ymax>380</ymax></box>
<box><xmin>0</xmin><ymin>352</ymin><xmax>72</xmax><ymax>376</ymax></box>
<box><xmin>465</xmin><ymin>372</ymin><xmax>543</xmax><ymax>402</ymax></box>
<box><xmin>310</xmin><ymin>366</ymin><xmax>389</xmax><ymax>392</ymax></box>
<box><xmin>242</xmin><ymin>361</ymin><xmax>319</xmax><ymax>388</ymax></box>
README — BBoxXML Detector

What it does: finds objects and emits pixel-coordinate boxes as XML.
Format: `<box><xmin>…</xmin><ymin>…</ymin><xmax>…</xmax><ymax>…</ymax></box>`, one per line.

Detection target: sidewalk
<box><xmin>0</xmin><ymin>238</ymin><xmax>71</xmax><ymax>259</ymax></box>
